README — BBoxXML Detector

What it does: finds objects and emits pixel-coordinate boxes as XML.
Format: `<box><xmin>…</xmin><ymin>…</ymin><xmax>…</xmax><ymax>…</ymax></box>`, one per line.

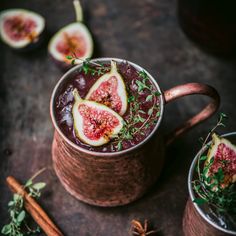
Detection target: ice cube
<box><xmin>60</xmin><ymin>105</ymin><xmax>73</xmax><ymax>127</ymax></box>
<box><xmin>76</xmin><ymin>76</ymin><xmax>86</xmax><ymax>90</ymax></box>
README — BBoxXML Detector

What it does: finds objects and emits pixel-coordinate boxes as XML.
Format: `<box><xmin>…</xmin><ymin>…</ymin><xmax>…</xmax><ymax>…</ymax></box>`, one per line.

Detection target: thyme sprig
<box><xmin>66</xmin><ymin>54</ymin><xmax>110</xmax><ymax>76</ymax></box>
<box><xmin>197</xmin><ymin>113</ymin><xmax>228</xmax><ymax>183</ymax></box>
<box><xmin>199</xmin><ymin>112</ymin><xmax>228</xmax><ymax>150</ymax></box>
<box><xmin>66</xmin><ymin>55</ymin><xmax>161</xmax><ymax>151</ymax></box>
<box><xmin>1</xmin><ymin>168</ymin><xmax>47</xmax><ymax>236</ymax></box>
<box><xmin>113</xmin><ymin>70</ymin><xmax>161</xmax><ymax>151</ymax></box>
<box><xmin>192</xmin><ymin>113</ymin><xmax>236</xmax><ymax>221</ymax></box>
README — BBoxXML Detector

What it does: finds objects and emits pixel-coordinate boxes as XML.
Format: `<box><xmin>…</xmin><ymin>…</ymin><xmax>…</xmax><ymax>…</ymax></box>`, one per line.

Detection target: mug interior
<box><xmin>188</xmin><ymin>132</ymin><xmax>236</xmax><ymax>235</ymax></box>
<box><xmin>50</xmin><ymin>58</ymin><xmax>165</xmax><ymax>156</ymax></box>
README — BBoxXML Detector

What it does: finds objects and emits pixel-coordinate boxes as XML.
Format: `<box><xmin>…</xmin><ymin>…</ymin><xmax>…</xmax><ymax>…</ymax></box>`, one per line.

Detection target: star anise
<box><xmin>130</xmin><ymin>219</ymin><xmax>157</xmax><ymax>236</ymax></box>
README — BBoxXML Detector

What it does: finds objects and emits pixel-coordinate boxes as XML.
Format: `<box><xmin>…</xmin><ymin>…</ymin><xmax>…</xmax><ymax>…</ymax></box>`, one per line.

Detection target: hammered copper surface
<box><xmin>164</xmin><ymin>82</ymin><xmax>220</xmax><ymax>144</ymax></box>
<box><xmin>1</xmin><ymin>0</ymin><xmax>236</xmax><ymax>235</ymax></box>
<box><xmin>52</xmin><ymin>131</ymin><xmax>165</xmax><ymax>207</ymax></box>
<box><xmin>183</xmin><ymin>199</ymin><xmax>229</xmax><ymax>236</ymax></box>
<box><xmin>51</xmin><ymin>65</ymin><xmax>219</xmax><ymax>207</ymax></box>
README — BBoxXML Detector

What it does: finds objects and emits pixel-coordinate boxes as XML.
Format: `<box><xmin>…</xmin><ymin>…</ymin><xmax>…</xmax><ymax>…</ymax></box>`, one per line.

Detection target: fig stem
<box><xmin>73</xmin><ymin>89</ymin><xmax>82</xmax><ymax>102</ymax></box>
<box><xmin>73</xmin><ymin>0</ymin><xmax>83</xmax><ymax>22</ymax></box>
<box><xmin>110</xmin><ymin>60</ymin><xmax>117</xmax><ymax>73</ymax></box>
<box><xmin>74</xmin><ymin>58</ymin><xmax>102</xmax><ymax>68</ymax></box>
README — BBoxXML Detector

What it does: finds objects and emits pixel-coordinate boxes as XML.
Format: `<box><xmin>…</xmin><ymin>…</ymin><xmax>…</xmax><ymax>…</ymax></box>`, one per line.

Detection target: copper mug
<box><xmin>183</xmin><ymin>132</ymin><xmax>236</xmax><ymax>236</ymax></box>
<box><xmin>50</xmin><ymin>58</ymin><xmax>220</xmax><ymax>207</ymax></box>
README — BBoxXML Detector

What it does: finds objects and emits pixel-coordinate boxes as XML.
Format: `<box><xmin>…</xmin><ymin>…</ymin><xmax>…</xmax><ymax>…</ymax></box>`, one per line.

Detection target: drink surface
<box><xmin>54</xmin><ymin>61</ymin><xmax>161</xmax><ymax>152</ymax></box>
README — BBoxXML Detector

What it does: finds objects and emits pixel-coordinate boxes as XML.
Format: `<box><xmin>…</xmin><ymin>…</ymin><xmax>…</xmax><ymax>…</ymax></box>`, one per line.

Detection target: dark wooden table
<box><xmin>1</xmin><ymin>0</ymin><xmax>236</xmax><ymax>235</ymax></box>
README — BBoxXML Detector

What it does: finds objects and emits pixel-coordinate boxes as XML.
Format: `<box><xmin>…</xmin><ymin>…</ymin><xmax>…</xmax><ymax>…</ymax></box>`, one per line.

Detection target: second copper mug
<box><xmin>183</xmin><ymin>132</ymin><xmax>236</xmax><ymax>236</ymax></box>
<box><xmin>50</xmin><ymin>58</ymin><xmax>220</xmax><ymax>207</ymax></box>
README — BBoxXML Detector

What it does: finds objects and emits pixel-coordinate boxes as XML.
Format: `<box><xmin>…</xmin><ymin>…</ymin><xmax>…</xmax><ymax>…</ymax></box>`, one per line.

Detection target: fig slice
<box><xmin>48</xmin><ymin>0</ymin><xmax>93</xmax><ymax>69</ymax></box>
<box><xmin>85</xmin><ymin>61</ymin><xmax>128</xmax><ymax>116</ymax></box>
<box><xmin>72</xmin><ymin>89</ymin><xmax>123</xmax><ymax>146</ymax></box>
<box><xmin>0</xmin><ymin>9</ymin><xmax>45</xmax><ymax>49</ymax></box>
<box><xmin>205</xmin><ymin>133</ymin><xmax>236</xmax><ymax>189</ymax></box>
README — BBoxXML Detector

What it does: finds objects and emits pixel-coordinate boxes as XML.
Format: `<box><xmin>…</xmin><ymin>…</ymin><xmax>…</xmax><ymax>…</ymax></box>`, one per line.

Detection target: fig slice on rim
<box><xmin>48</xmin><ymin>0</ymin><xmax>93</xmax><ymax>69</ymax></box>
<box><xmin>85</xmin><ymin>61</ymin><xmax>128</xmax><ymax>116</ymax></box>
<box><xmin>205</xmin><ymin>133</ymin><xmax>236</xmax><ymax>189</ymax></box>
<box><xmin>0</xmin><ymin>9</ymin><xmax>45</xmax><ymax>49</ymax></box>
<box><xmin>72</xmin><ymin>89</ymin><xmax>123</xmax><ymax>146</ymax></box>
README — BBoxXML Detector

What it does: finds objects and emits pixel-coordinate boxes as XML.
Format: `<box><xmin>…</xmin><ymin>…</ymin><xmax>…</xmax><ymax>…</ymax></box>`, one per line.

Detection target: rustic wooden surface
<box><xmin>1</xmin><ymin>0</ymin><xmax>236</xmax><ymax>235</ymax></box>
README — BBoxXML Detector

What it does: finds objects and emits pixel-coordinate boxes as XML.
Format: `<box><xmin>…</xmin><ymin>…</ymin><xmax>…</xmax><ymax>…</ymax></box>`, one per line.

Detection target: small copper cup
<box><xmin>50</xmin><ymin>58</ymin><xmax>220</xmax><ymax>207</ymax></box>
<box><xmin>183</xmin><ymin>132</ymin><xmax>236</xmax><ymax>236</ymax></box>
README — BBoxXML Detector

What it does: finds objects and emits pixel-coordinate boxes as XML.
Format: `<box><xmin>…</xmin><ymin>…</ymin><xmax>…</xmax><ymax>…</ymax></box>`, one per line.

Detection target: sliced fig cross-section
<box><xmin>0</xmin><ymin>9</ymin><xmax>45</xmax><ymax>49</ymax></box>
<box><xmin>205</xmin><ymin>133</ymin><xmax>236</xmax><ymax>189</ymax></box>
<box><xmin>49</xmin><ymin>23</ymin><xmax>93</xmax><ymax>64</ymax></box>
<box><xmin>86</xmin><ymin>61</ymin><xmax>128</xmax><ymax>115</ymax></box>
<box><xmin>72</xmin><ymin>89</ymin><xmax>123</xmax><ymax>146</ymax></box>
<box><xmin>48</xmin><ymin>0</ymin><xmax>93</xmax><ymax>69</ymax></box>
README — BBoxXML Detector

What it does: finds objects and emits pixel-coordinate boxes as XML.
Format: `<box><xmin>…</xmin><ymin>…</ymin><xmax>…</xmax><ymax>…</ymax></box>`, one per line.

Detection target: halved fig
<box><xmin>0</xmin><ymin>9</ymin><xmax>45</xmax><ymax>49</ymax></box>
<box><xmin>72</xmin><ymin>89</ymin><xmax>123</xmax><ymax>146</ymax></box>
<box><xmin>205</xmin><ymin>133</ymin><xmax>236</xmax><ymax>189</ymax></box>
<box><xmin>85</xmin><ymin>61</ymin><xmax>128</xmax><ymax>116</ymax></box>
<box><xmin>48</xmin><ymin>0</ymin><xmax>93</xmax><ymax>69</ymax></box>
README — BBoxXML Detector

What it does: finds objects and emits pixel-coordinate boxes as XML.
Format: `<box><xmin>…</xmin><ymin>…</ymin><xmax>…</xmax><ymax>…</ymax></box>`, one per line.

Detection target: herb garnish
<box><xmin>113</xmin><ymin>70</ymin><xmax>161</xmax><ymax>151</ymax></box>
<box><xmin>1</xmin><ymin>168</ymin><xmax>46</xmax><ymax>236</ymax></box>
<box><xmin>66</xmin><ymin>54</ymin><xmax>110</xmax><ymax>75</ymax></box>
<box><xmin>67</xmin><ymin>55</ymin><xmax>161</xmax><ymax>151</ymax></box>
<box><xmin>192</xmin><ymin>113</ymin><xmax>236</xmax><ymax>221</ymax></box>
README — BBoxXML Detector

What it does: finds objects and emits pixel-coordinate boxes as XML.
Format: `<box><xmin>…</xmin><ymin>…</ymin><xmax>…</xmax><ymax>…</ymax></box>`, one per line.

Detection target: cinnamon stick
<box><xmin>6</xmin><ymin>176</ymin><xmax>64</xmax><ymax>236</ymax></box>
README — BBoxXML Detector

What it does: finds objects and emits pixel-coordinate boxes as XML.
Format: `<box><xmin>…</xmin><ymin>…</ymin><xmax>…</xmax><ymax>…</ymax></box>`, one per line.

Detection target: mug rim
<box><xmin>50</xmin><ymin>57</ymin><xmax>165</xmax><ymax>156</ymax></box>
<box><xmin>188</xmin><ymin>131</ymin><xmax>236</xmax><ymax>235</ymax></box>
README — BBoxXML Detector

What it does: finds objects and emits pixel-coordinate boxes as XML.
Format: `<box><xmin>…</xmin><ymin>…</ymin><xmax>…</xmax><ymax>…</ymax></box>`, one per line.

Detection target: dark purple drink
<box><xmin>54</xmin><ymin>60</ymin><xmax>161</xmax><ymax>152</ymax></box>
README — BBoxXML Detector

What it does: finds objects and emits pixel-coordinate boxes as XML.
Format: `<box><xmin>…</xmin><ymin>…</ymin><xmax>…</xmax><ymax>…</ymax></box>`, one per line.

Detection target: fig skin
<box><xmin>204</xmin><ymin>133</ymin><xmax>236</xmax><ymax>190</ymax></box>
<box><xmin>0</xmin><ymin>9</ymin><xmax>46</xmax><ymax>51</ymax></box>
<box><xmin>72</xmin><ymin>89</ymin><xmax>124</xmax><ymax>147</ymax></box>
<box><xmin>1</xmin><ymin>29</ymin><xmax>47</xmax><ymax>53</ymax></box>
<box><xmin>15</xmin><ymin>28</ymin><xmax>46</xmax><ymax>53</ymax></box>
<box><xmin>48</xmin><ymin>0</ymin><xmax>94</xmax><ymax>71</ymax></box>
<box><xmin>85</xmin><ymin>61</ymin><xmax>128</xmax><ymax>116</ymax></box>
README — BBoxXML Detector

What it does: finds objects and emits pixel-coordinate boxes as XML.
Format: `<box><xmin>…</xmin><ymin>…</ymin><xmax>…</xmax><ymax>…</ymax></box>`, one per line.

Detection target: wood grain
<box><xmin>1</xmin><ymin>0</ymin><xmax>236</xmax><ymax>235</ymax></box>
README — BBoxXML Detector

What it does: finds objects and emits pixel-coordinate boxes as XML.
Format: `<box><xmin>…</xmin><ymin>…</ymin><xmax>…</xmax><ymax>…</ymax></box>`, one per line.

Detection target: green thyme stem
<box><xmin>66</xmin><ymin>56</ymin><xmax>161</xmax><ymax>151</ymax></box>
<box><xmin>192</xmin><ymin>113</ymin><xmax>236</xmax><ymax>218</ymax></box>
<box><xmin>197</xmin><ymin>113</ymin><xmax>227</xmax><ymax>182</ymax></box>
<box><xmin>73</xmin><ymin>57</ymin><xmax>101</xmax><ymax>67</ymax></box>
<box><xmin>1</xmin><ymin>169</ymin><xmax>47</xmax><ymax>236</ymax></box>
<box><xmin>69</xmin><ymin>53</ymin><xmax>110</xmax><ymax>69</ymax></box>
<box><xmin>27</xmin><ymin>167</ymin><xmax>47</xmax><ymax>185</ymax></box>
<box><xmin>133</xmin><ymin>95</ymin><xmax>157</xmax><ymax>136</ymax></box>
<box><xmin>113</xmin><ymin>71</ymin><xmax>161</xmax><ymax>150</ymax></box>
<box><xmin>201</xmin><ymin>114</ymin><xmax>225</xmax><ymax>148</ymax></box>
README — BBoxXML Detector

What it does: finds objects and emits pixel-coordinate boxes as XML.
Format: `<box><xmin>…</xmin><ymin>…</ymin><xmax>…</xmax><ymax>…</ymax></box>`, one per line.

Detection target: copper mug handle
<box><xmin>164</xmin><ymin>83</ymin><xmax>220</xmax><ymax>145</ymax></box>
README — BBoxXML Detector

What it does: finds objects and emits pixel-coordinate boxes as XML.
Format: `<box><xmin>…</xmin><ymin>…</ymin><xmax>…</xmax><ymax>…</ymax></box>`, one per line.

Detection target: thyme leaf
<box><xmin>192</xmin><ymin>113</ymin><xmax>236</xmax><ymax>217</ymax></box>
<box><xmin>113</xmin><ymin>70</ymin><xmax>161</xmax><ymax>151</ymax></box>
<box><xmin>66</xmin><ymin>54</ymin><xmax>110</xmax><ymax>76</ymax></box>
<box><xmin>1</xmin><ymin>168</ymin><xmax>47</xmax><ymax>236</ymax></box>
